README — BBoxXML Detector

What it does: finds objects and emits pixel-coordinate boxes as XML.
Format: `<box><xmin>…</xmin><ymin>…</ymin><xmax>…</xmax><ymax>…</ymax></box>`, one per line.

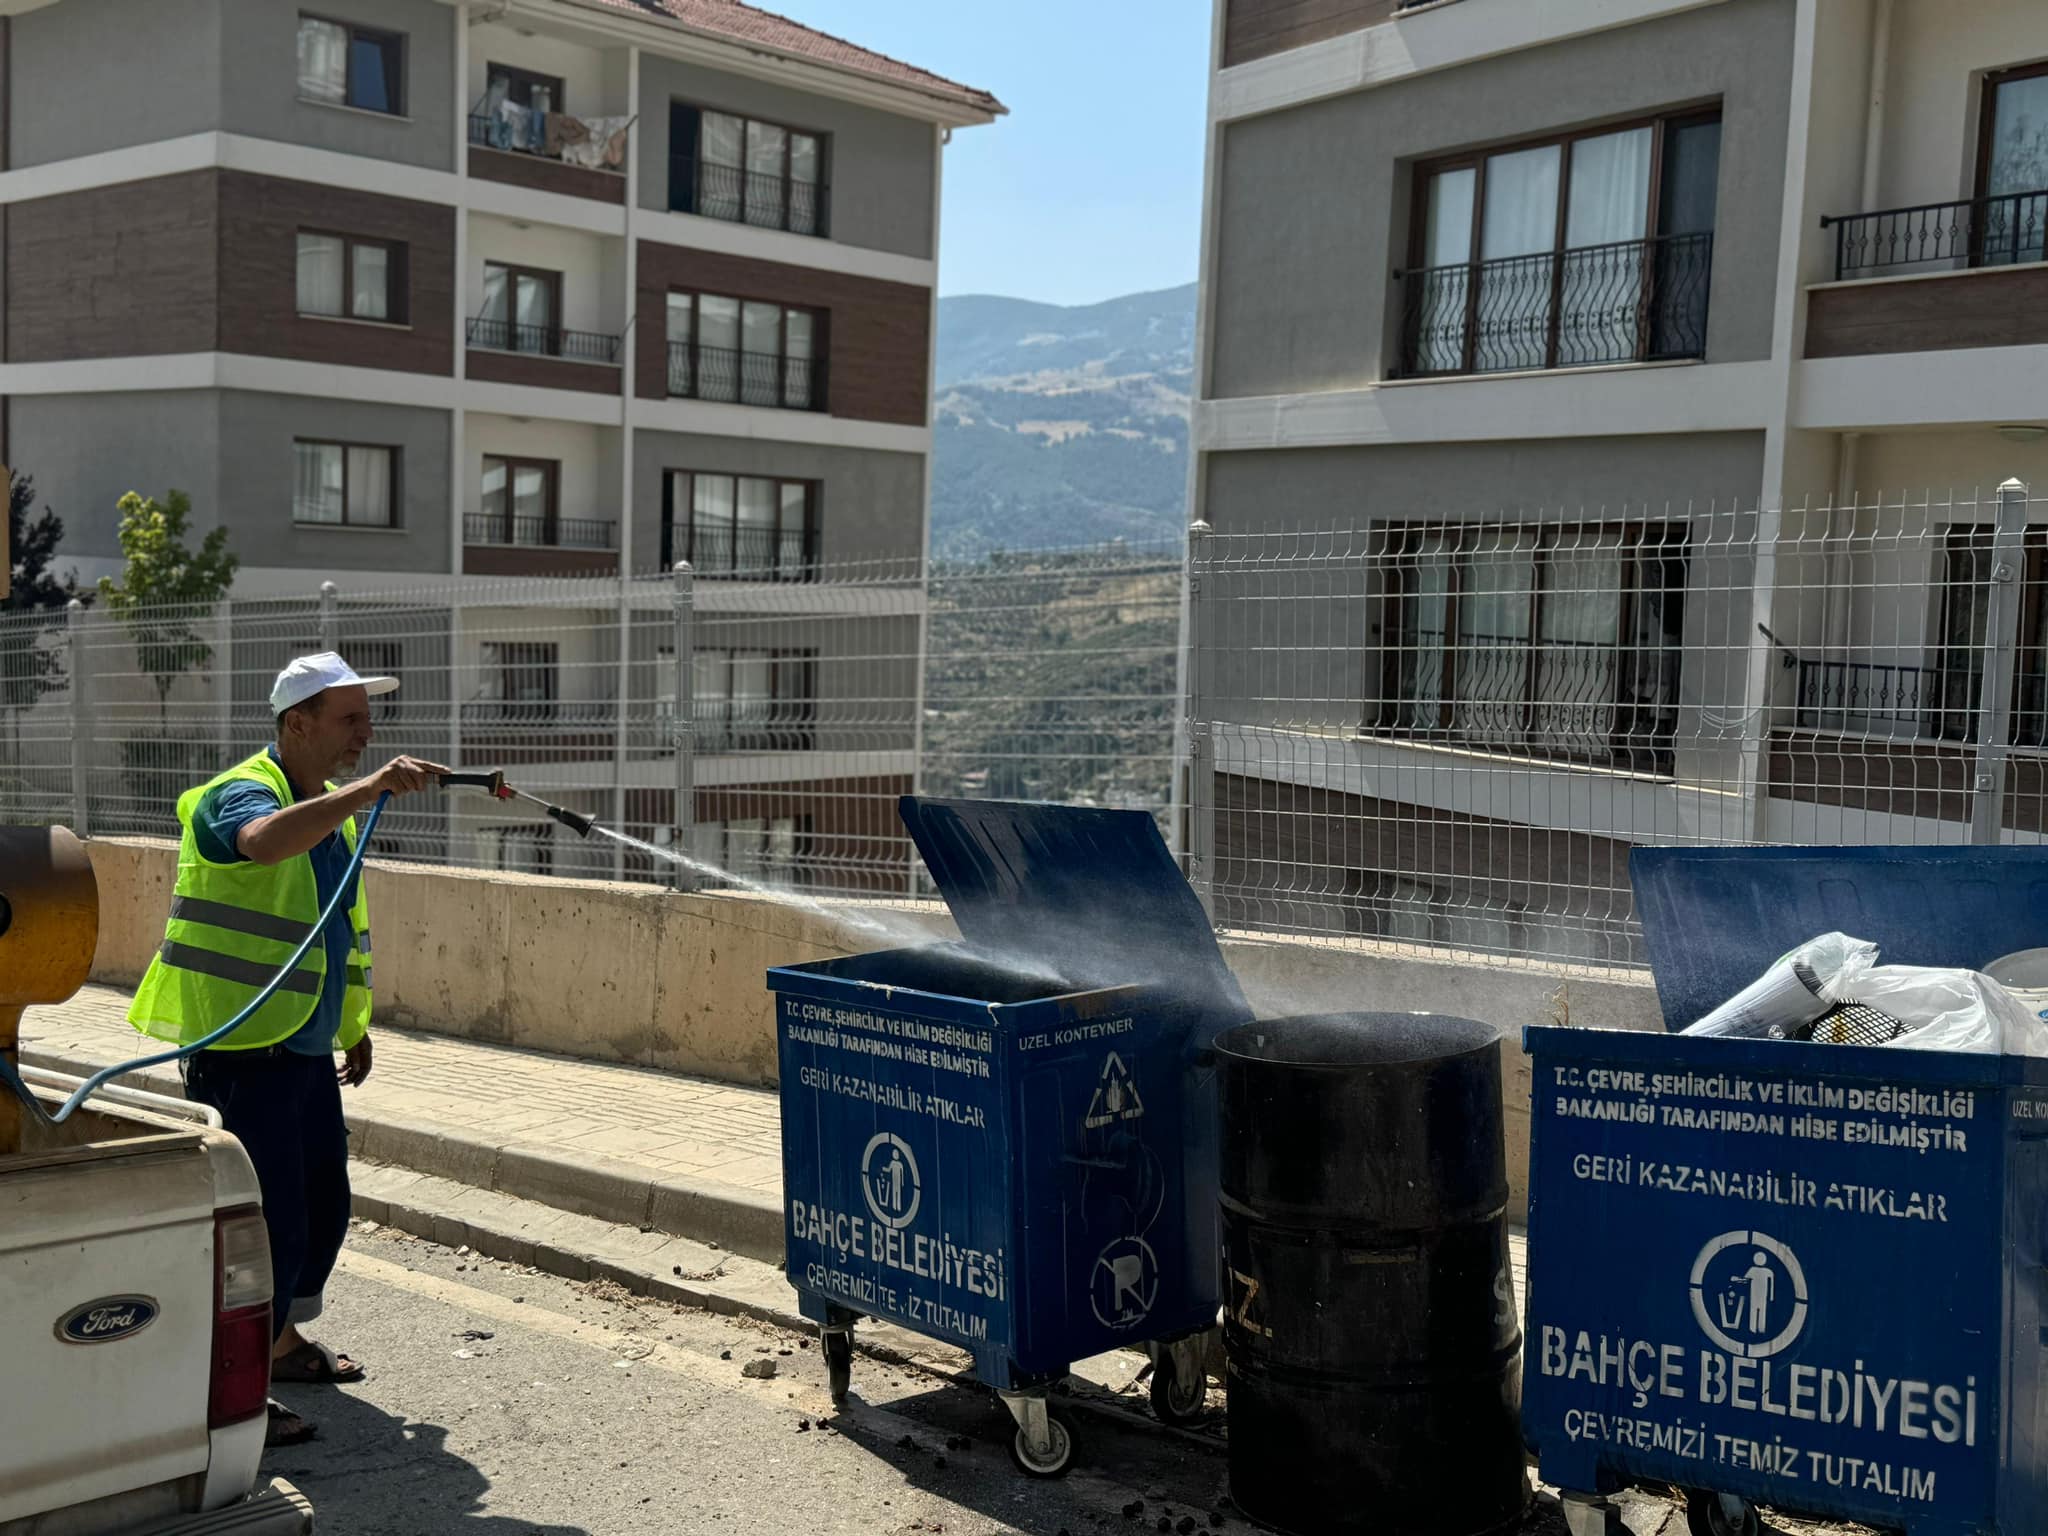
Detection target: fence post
<box><xmin>671</xmin><ymin>560</ymin><xmax>696</xmax><ymax>892</ymax></box>
<box><xmin>611</xmin><ymin>573</ymin><xmax>630</xmax><ymax>882</ymax></box>
<box><xmin>66</xmin><ymin>598</ymin><xmax>90</xmax><ymax>835</ymax></box>
<box><xmin>1184</xmin><ymin>520</ymin><xmax>1217</xmax><ymax>921</ymax></box>
<box><xmin>1969</xmin><ymin>478</ymin><xmax>2030</xmax><ymax>845</ymax></box>
<box><xmin>318</xmin><ymin>580</ymin><xmax>339</xmax><ymax>651</ymax></box>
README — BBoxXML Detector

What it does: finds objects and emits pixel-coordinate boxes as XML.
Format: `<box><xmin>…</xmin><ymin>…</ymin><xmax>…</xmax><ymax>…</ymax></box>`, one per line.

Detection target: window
<box><xmin>475</xmin><ymin>641</ymin><xmax>559</xmax><ymax>724</ymax></box>
<box><xmin>666</xmin><ymin>292</ymin><xmax>821</xmax><ymax>410</ymax></box>
<box><xmin>1376</xmin><ymin>522</ymin><xmax>1688</xmax><ymax>771</ymax></box>
<box><xmin>297</xmin><ymin>231</ymin><xmax>404</xmax><ymax>322</ymax></box>
<box><xmin>476</xmin><ymin>263</ymin><xmax>561</xmax><ymax>354</ymax></box>
<box><xmin>669</xmin><ymin>104</ymin><xmax>825</xmax><ymax>236</ymax></box>
<box><xmin>298</xmin><ymin>15</ymin><xmax>404</xmax><ymax>115</ymax></box>
<box><xmin>1977</xmin><ymin>64</ymin><xmax>2048</xmax><ymax>267</ymax></box>
<box><xmin>661</xmin><ymin>471</ymin><xmax>815</xmax><ymax>577</ymax></box>
<box><xmin>1406</xmin><ymin>110</ymin><xmax>1721</xmax><ymax>375</ymax></box>
<box><xmin>486</xmin><ymin>63</ymin><xmax>564</xmax><ymax>114</ymax></box>
<box><xmin>294</xmin><ymin>441</ymin><xmax>397</xmax><ymax>527</ymax></box>
<box><xmin>1933</xmin><ymin>529</ymin><xmax>2048</xmax><ymax>746</ymax></box>
<box><xmin>477</xmin><ymin>456</ymin><xmax>559</xmax><ymax>546</ymax></box>
<box><xmin>692</xmin><ymin>649</ymin><xmax>817</xmax><ymax>751</ymax></box>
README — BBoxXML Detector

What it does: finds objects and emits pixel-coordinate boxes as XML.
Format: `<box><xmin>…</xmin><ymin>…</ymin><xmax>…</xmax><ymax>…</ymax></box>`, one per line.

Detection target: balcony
<box><xmin>672</xmin><ymin>157</ymin><xmax>829</xmax><ymax>238</ymax></box>
<box><xmin>1397</xmin><ymin>232</ymin><xmax>1713</xmax><ymax>377</ymax></box>
<box><xmin>466</xmin><ymin>111</ymin><xmax>628</xmax><ymax>205</ymax></box>
<box><xmin>467</xmin><ymin>317</ymin><xmax>621</xmax><ymax>364</ymax></box>
<box><xmin>1822</xmin><ymin>190</ymin><xmax>2048</xmax><ymax>281</ymax></box>
<box><xmin>462</xmin><ymin>511</ymin><xmax>618</xmax><ymax>576</ymax></box>
<box><xmin>666</xmin><ymin>343</ymin><xmax>825</xmax><ymax>412</ymax></box>
<box><xmin>1807</xmin><ymin>190</ymin><xmax>2048</xmax><ymax>359</ymax></box>
<box><xmin>465</xmin><ymin>317</ymin><xmax>623</xmax><ymax>395</ymax></box>
<box><xmin>691</xmin><ymin>699</ymin><xmax>818</xmax><ymax>755</ymax></box>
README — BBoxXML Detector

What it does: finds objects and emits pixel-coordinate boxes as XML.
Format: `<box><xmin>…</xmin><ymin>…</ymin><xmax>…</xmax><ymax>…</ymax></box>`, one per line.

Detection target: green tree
<box><xmin>3</xmin><ymin>472</ymin><xmax>75</xmax><ymax>704</ymax></box>
<box><xmin>96</xmin><ymin>490</ymin><xmax>238</xmax><ymax>727</ymax></box>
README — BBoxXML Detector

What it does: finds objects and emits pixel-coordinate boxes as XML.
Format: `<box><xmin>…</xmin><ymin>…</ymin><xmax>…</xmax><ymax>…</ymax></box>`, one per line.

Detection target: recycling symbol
<box><xmin>1083</xmin><ymin>1052</ymin><xmax>1145</xmax><ymax>1129</ymax></box>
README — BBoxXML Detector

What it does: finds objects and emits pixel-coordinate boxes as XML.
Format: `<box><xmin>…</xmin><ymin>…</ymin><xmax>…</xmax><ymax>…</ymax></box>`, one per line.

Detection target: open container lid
<box><xmin>899</xmin><ymin>795</ymin><xmax>1250</xmax><ymax>1015</ymax></box>
<box><xmin>1631</xmin><ymin>844</ymin><xmax>2048</xmax><ymax>1030</ymax></box>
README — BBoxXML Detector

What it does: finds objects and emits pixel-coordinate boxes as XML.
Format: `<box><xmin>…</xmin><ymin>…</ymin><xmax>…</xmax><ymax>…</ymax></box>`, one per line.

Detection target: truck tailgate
<box><xmin>0</xmin><ymin>1145</ymin><xmax>219</xmax><ymax>1523</ymax></box>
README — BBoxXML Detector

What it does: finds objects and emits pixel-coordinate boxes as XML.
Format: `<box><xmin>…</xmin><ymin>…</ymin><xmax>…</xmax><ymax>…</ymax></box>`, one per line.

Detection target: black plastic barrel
<box><xmin>1217</xmin><ymin>1012</ymin><xmax>1526</xmax><ymax>1536</ymax></box>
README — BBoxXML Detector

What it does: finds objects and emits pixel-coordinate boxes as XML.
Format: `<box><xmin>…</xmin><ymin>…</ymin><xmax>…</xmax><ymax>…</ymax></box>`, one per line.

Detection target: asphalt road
<box><xmin>272</xmin><ymin>1224</ymin><xmax>1857</xmax><ymax>1536</ymax></box>
<box><xmin>269</xmin><ymin>1223</ymin><xmax>1234</xmax><ymax>1536</ymax></box>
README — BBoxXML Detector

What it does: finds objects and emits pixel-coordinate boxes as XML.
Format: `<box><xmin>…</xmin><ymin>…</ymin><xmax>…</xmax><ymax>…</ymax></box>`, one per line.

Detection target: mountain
<box><xmin>930</xmin><ymin>283</ymin><xmax>1196</xmax><ymax>559</ymax></box>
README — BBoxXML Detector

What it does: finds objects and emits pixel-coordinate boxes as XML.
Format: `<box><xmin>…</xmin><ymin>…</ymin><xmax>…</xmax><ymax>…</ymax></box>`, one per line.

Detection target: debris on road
<box><xmin>741</xmin><ymin>1358</ymin><xmax>778</xmax><ymax>1380</ymax></box>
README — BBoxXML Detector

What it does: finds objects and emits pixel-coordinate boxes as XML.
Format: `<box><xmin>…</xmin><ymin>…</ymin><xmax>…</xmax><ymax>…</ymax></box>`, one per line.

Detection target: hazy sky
<box><xmin>773</xmin><ymin>2</ymin><xmax>1210</xmax><ymax>307</ymax></box>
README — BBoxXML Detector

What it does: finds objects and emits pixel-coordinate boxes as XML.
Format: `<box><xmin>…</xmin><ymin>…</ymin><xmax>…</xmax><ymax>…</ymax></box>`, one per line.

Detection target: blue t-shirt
<box><xmin>191</xmin><ymin>746</ymin><xmax>357</xmax><ymax>1056</ymax></box>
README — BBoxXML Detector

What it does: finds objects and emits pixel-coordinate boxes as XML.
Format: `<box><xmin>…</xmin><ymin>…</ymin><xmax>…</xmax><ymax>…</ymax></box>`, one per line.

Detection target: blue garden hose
<box><xmin>0</xmin><ymin>791</ymin><xmax>392</xmax><ymax>1127</ymax></box>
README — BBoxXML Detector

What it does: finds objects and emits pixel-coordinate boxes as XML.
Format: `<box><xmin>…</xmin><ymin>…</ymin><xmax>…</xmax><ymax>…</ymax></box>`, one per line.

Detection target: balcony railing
<box><xmin>663</xmin><ymin>523</ymin><xmax>819</xmax><ymax>581</ymax></box>
<box><xmin>672</xmin><ymin>158</ymin><xmax>828</xmax><ymax>237</ymax></box>
<box><xmin>463</xmin><ymin>512</ymin><xmax>618</xmax><ymax>551</ymax></box>
<box><xmin>1398</xmin><ymin>231</ymin><xmax>1714</xmax><ymax>377</ymax></box>
<box><xmin>666</xmin><ymin>343</ymin><xmax>824</xmax><ymax>412</ymax></box>
<box><xmin>466</xmin><ymin>317</ymin><xmax>621</xmax><ymax>365</ymax></box>
<box><xmin>1794</xmin><ymin>658</ymin><xmax>1934</xmax><ymax>734</ymax></box>
<box><xmin>690</xmin><ymin>700</ymin><xmax>817</xmax><ymax>755</ymax></box>
<box><xmin>468</xmin><ymin>111</ymin><xmax>627</xmax><ymax>174</ymax></box>
<box><xmin>1822</xmin><ymin>189</ymin><xmax>2048</xmax><ymax>281</ymax></box>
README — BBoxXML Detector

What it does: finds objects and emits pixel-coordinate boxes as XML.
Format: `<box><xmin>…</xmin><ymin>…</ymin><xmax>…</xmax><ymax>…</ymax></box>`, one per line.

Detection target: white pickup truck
<box><xmin>0</xmin><ymin>1065</ymin><xmax>314</xmax><ymax>1536</ymax></box>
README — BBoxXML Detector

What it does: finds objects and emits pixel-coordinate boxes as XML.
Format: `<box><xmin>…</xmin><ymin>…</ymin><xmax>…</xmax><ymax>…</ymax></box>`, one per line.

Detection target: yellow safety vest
<box><xmin>129</xmin><ymin>748</ymin><xmax>372</xmax><ymax>1052</ymax></box>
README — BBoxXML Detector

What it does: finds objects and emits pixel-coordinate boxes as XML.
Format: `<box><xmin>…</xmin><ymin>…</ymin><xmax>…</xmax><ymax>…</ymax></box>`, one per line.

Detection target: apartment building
<box><xmin>1187</xmin><ymin>0</ymin><xmax>2048</xmax><ymax>960</ymax></box>
<box><xmin>0</xmin><ymin>0</ymin><xmax>1000</xmax><ymax>882</ymax></box>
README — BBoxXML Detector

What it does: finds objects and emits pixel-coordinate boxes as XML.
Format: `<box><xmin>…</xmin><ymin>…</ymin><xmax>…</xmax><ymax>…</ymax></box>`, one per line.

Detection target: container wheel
<box><xmin>1009</xmin><ymin>1410</ymin><xmax>1075</xmax><ymax>1478</ymax></box>
<box><xmin>1149</xmin><ymin>1357</ymin><xmax>1207</xmax><ymax>1424</ymax></box>
<box><xmin>1685</xmin><ymin>1491</ymin><xmax>1760</xmax><ymax>1536</ymax></box>
<box><xmin>821</xmin><ymin>1329</ymin><xmax>853</xmax><ymax>1405</ymax></box>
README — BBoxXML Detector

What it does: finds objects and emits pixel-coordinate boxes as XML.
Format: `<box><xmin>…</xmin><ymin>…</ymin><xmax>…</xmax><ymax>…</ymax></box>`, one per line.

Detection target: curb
<box><xmin>23</xmin><ymin>1046</ymin><xmax>785</xmax><ymax>1265</ymax></box>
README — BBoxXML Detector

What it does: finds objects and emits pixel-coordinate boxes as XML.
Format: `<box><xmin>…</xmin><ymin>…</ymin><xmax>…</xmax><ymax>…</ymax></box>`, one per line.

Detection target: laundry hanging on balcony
<box><xmin>546</xmin><ymin>113</ymin><xmax>635</xmax><ymax>170</ymax></box>
<box><xmin>484</xmin><ymin>98</ymin><xmax>545</xmax><ymax>154</ymax></box>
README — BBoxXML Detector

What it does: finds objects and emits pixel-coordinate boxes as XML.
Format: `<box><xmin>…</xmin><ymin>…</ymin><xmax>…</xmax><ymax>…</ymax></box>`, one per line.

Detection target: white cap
<box><xmin>270</xmin><ymin>651</ymin><xmax>400</xmax><ymax>713</ymax></box>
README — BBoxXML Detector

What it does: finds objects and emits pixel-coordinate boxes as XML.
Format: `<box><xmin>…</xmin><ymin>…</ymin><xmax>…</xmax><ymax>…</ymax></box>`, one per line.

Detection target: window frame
<box><xmin>660</xmin><ymin>469</ymin><xmax>818</xmax><ymax>578</ymax></box>
<box><xmin>670</xmin><ymin>101</ymin><xmax>829</xmax><ymax>235</ymax></box>
<box><xmin>1372</xmin><ymin>519</ymin><xmax>1689</xmax><ymax>772</ymax></box>
<box><xmin>1404</xmin><ymin>106</ymin><xmax>1722</xmax><ymax>377</ymax></box>
<box><xmin>1933</xmin><ymin>527</ymin><xmax>2048</xmax><ymax>746</ymax></box>
<box><xmin>664</xmin><ymin>289</ymin><xmax>824</xmax><ymax>410</ymax></box>
<box><xmin>297</xmin><ymin>229</ymin><xmax>407</xmax><ymax>324</ymax></box>
<box><xmin>479</xmin><ymin>262</ymin><xmax>564</xmax><ymax>355</ymax></box>
<box><xmin>486</xmin><ymin>61</ymin><xmax>565</xmax><ymax>113</ymax></box>
<box><xmin>293</xmin><ymin>438</ymin><xmax>401</xmax><ymax>529</ymax></box>
<box><xmin>477</xmin><ymin>640</ymin><xmax>561</xmax><ymax>721</ymax></box>
<box><xmin>479</xmin><ymin>454</ymin><xmax>561</xmax><ymax>545</ymax></box>
<box><xmin>299</xmin><ymin>13</ymin><xmax>406</xmax><ymax>116</ymax></box>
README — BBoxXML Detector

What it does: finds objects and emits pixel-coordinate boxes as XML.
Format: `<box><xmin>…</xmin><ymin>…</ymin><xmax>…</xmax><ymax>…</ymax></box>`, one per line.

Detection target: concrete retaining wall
<box><xmin>84</xmin><ymin>837</ymin><xmax>1668</xmax><ymax>1216</ymax></box>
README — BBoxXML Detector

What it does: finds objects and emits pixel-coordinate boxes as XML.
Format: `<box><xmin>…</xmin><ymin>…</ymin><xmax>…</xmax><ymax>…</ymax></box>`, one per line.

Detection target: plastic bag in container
<box><xmin>1682</xmin><ymin>932</ymin><xmax>1879</xmax><ymax>1038</ymax></box>
<box><xmin>1852</xmin><ymin>965</ymin><xmax>2048</xmax><ymax>1056</ymax></box>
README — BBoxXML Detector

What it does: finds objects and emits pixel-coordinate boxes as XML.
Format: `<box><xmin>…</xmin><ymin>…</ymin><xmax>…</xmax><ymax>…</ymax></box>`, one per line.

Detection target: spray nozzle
<box><xmin>547</xmin><ymin>804</ymin><xmax>598</xmax><ymax>839</ymax></box>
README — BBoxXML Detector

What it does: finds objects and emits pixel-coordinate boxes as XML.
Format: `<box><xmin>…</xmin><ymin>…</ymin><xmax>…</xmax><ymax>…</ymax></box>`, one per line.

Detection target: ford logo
<box><xmin>55</xmin><ymin>1296</ymin><xmax>160</xmax><ymax>1345</ymax></box>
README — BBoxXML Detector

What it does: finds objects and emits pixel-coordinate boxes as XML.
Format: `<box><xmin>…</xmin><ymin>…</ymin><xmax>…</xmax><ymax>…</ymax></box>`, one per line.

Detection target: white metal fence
<box><xmin>8</xmin><ymin>485</ymin><xmax>2044</xmax><ymax>973</ymax></box>
<box><xmin>1185</xmin><ymin>481</ymin><xmax>2047</xmax><ymax>969</ymax></box>
<box><xmin>0</xmin><ymin>545</ymin><xmax>1182</xmax><ymax>894</ymax></box>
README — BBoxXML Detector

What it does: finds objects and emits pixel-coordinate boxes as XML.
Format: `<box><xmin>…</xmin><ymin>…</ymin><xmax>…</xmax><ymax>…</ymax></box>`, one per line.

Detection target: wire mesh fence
<box><xmin>1187</xmin><ymin>482</ymin><xmax>2046</xmax><ymax>970</ymax></box>
<box><xmin>9</xmin><ymin>486</ymin><xmax>2045</xmax><ymax>975</ymax></box>
<box><xmin>0</xmin><ymin>543</ymin><xmax>1182</xmax><ymax>896</ymax></box>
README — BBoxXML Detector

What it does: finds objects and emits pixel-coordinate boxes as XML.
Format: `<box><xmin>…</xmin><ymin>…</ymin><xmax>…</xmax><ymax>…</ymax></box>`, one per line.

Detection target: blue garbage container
<box><xmin>1522</xmin><ymin>846</ymin><xmax>2048</xmax><ymax>1536</ymax></box>
<box><xmin>771</xmin><ymin>797</ymin><xmax>1249</xmax><ymax>1476</ymax></box>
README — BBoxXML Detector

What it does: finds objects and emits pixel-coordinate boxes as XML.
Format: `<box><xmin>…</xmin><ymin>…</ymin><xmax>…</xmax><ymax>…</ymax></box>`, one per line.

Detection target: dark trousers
<box><xmin>182</xmin><ymin>1047</ymin><xmax>351</xmax><ymax>1345</ymax></box>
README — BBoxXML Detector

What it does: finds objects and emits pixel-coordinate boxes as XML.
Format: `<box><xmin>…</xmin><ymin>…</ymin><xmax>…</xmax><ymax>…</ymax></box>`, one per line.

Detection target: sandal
<box><xmin>265</xmin><ymin>1400</ymin><xmax>318</xmax><ymax>1447</ymax></box>
<box><xmin>271</xmin><ymin>1339</ymin><xmax>366</xmax><ymax>1384</ymax></box>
